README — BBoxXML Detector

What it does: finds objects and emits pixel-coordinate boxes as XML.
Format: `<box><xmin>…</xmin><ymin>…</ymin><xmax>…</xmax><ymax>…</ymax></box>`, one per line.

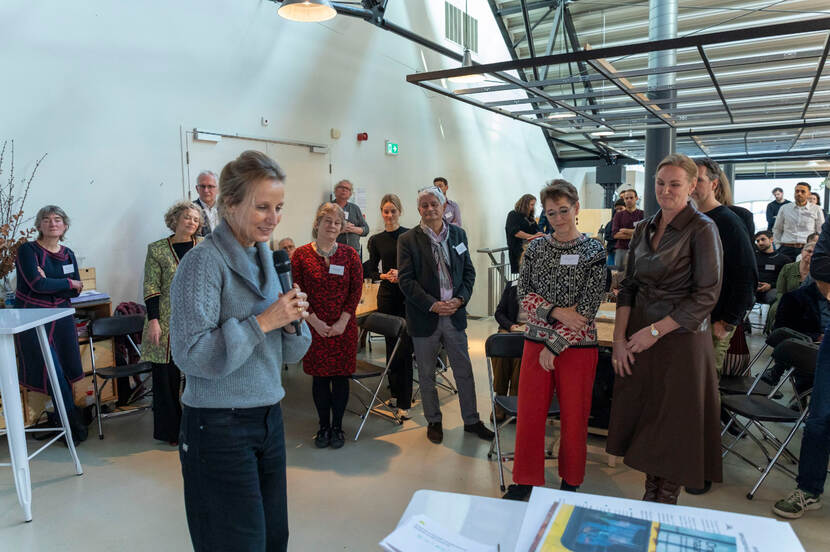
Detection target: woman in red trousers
<box><xmin>502</xmin><ymin>180</ymin><xmax>607</xmax><ymax>501</ymax></box>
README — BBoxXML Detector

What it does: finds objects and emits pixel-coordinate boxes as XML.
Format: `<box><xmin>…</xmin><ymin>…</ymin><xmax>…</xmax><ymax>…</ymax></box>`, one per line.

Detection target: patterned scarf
<box><xmin>421</xmin><ymin>222</ymin><xmax>453</xmax><ymax>301</ymax></box>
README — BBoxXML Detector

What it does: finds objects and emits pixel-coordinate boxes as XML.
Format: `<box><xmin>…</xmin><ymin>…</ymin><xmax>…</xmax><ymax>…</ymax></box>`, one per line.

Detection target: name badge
<box><xmin>454</xmin><ymin>243</ymin><xmax>467</xmax><ymax>255</ymax></box>
<box><xmin>343</xmin><ymin>211</ymin><xmax>349</xmax><ymax>220</ymax></box>
<box><xmin>329</xmin><ymin>264</ymin><xmax>345</xmax><ymax>276</ymax></box>
<box><xmin>62</xmin><ymin>264</ymin><xmax>74</xmax><ymax>275</ymax></box>
<box><xmin>765</xmin><ymin>264</ymin><xmax>775</xmax><ymax>271</ymax></box>
<box><xmin>560</xmin><ymin>254</ymin><xmax>579</xmax><ymax>266</ymax></box>
<box><xmin>444</xmin><ymin>212</ymin><xmax>453</xmax><ymax>220</ymax></box>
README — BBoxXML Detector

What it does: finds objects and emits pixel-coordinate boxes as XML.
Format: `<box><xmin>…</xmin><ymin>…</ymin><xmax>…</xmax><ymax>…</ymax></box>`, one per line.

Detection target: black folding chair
<box><xmin>88</xmin><ymin>315</ymin><xmax>154</xmax><ymax>439</ymax></box>
<box><xmin>719</xmin><ymin>327</ymin><xmax>811</xmax><ymax>397</ymax></box>
<box><xmin>351</xmin><ymin>313</ymin><xmax>406</xmax><ymax>441</ymax></box>
<box><xmin>721</xmin><ymin>337</ymin><xmax>818</xmax><ymax>499</ymax></box>
<box><xmin>484</xmin><ymin>332</ymin><xmax>560</xmax><ymax>492</ymax></box>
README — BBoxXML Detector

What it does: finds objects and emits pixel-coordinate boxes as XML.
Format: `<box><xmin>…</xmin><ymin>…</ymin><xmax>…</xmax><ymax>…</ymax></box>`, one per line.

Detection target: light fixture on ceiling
<box><xmin>448</xmin><ymin>49</ymin><xmax>483</xmax><ymax>84</ymax></box>
<box><xmin>448</xmin><ymin>0</ymin><xmax>482</xmax><ymax>84</ymax></box>
<box><xmin>590</xmin><ymin>130</ymin><xmax>615</xmax><ymax>137</ymax></box>
<box><xmin>277</xmin><ymin>0</ymin><xmax>336</xmax><ymax>22</ymax></box>
<box><xmin>547</xmin><ymin>112</ymin><xmax>576</xmax><ymax>119</ymax></box>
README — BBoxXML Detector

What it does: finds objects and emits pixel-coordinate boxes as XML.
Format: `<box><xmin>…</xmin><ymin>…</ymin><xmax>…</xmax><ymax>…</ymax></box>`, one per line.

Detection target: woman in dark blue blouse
<box><xmin>15</xmin><ymin>205</ymin><xmax>88</xmax><ymax>443</ymax></box>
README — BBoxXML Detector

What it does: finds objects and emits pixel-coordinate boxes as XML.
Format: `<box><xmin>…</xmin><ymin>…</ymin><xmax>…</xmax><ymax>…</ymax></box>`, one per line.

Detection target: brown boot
<box><xmin>656</xmin><ymin>479</ymin><xmax>681</xmax><ymax>504</ymax></box>
<box><xmin>643</xmin><ymin>474</ymin><xmax>661</xmax><ymax>502</ymax></box>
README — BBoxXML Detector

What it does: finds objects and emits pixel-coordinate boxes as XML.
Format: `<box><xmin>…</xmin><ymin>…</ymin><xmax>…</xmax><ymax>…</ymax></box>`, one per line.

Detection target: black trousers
<box><xmin>153</xmin><ymin>361</ymin><xmax>183</xmax><ymax>442</ymax></box>
<box><xmin>312</xmin><ymin>376</ymin><xmax>349</xmax><ymax>429</ymax></box>
<box><xmin>377</xmin><ymin>288</ymin><xmax>414</xmax><ymax>409</ymax></box>
<box><xmin>180</xmin><ymin>404</ymin><xmax>287</xmax><ymax>552</ymax></box>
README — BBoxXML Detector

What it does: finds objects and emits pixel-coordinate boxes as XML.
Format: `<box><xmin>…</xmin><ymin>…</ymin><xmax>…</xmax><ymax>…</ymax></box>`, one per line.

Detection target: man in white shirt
<box><xmin>773</xmin><ymin>182</ymin><xmax>825</xmax><ymax>262</ymax></box>
<box><xmin>193</xmin><ymin>170</ymin><xmax>219</xmax><ymax>236</ymax></box>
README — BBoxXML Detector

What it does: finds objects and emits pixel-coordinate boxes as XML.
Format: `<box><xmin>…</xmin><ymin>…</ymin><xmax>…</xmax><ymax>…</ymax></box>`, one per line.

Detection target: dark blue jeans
<box><xmin>179</xmin><ymin>404</ymin><xmax>287</xmax><ymax>552</ymax></box>
<box><xmin>797</xmin><ymin>332</ymin><xmax>830</xmax><ymax>496</ymax></box>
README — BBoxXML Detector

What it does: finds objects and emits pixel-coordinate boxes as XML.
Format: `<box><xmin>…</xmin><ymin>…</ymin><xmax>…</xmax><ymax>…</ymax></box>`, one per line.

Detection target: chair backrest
<box><xmin>485</xmin><ymin>332</ymin><xmax>525</xmax><ymax>359</ymax></box>
<box><xmin>89</xmin><ymin>314</ymin><xmax>146</xmax><ymax>339</ymax></box>
<box><xmin>766</xmin><ymin>327</ymin><xmax>811</xmax><ymax>348</ymax></box>
<box><xmin>772</xmin><ymin>338</ymin><xmax>819</xmax><ymax>379</ymax></box>
<box><xmin>359</xmin><ymin>312</ymin><xmax>404</xmax><ymax>339</ymax></box>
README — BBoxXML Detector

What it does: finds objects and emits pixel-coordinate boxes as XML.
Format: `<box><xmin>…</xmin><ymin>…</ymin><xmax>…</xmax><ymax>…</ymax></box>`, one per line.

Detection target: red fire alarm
<box><xmin>357</xmin><ymin>132</ymin><xmax>368</xmax><ymax>141</ymax></box>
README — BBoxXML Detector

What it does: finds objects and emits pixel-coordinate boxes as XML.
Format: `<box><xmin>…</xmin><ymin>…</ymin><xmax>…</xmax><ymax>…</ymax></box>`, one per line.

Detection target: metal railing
<box><xmin>476</xmin><ymin>246</ymin><xmax>517</xmax><ymax>316</ymax></box>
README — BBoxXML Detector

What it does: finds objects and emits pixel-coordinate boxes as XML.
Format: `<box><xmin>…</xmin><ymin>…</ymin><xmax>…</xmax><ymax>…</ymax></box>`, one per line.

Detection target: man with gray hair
<box><xmin>194</xmin><ymin>170</ymin><xmax>219</xmax><ymax>236</ymax></box>
<box><xmin>331</xmin><ymin>179</ymin><xmax>370</xmax><ymax>259</ymax></box>
<box><xmin>398</xmin><ymin>186</ymin><xmax>494</xmax><ymax>445</ymax></box>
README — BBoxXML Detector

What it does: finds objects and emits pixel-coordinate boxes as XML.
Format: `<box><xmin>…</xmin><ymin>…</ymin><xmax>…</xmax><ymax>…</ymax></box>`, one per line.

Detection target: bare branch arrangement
<box><xmin>0</xmin><ymin>140</ymin><xmax>44</xmax><ymax>280</ymax></box>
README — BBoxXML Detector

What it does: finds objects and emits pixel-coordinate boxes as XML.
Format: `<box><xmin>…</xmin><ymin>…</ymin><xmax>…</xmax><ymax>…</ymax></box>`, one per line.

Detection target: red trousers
<box><xmin>512</xmin><ymin>341</ymin><xmax>597</xmax><ymax>487</ymax></box>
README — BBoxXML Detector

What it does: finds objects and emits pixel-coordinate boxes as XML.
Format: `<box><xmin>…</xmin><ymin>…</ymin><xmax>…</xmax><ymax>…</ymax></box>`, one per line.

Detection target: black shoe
<box><xmin>427</xmin><ymin>422</ymin><xmax>443</xmax><ymax>444</ymax></box>
<box><xmin>330</xmin><ymin>427</ymin><xmax>345</xmax><ymax>449</ymax></box>
<box><xmin>464</xmin><ymin>421</ymin><xmax>495</xmax><ymax>441</ymax></box>
<box><xmin>314</xmin><ymin>427</ymin><xmax>331</xmax><ymax>448</ymax></box>
<box><xmin>685</xmin><ymin>480</ymin><xmax>712</xmax><ymax>495</ymax></box>
<box><xmin>502</xmin><ymin>484</ymin><xmax>533</xmax><ymax>501</ymax></box>
<box><xmin>560</xmin><ymin>480</ymin><xmax>579</xmax><ymax>492</ymax></box>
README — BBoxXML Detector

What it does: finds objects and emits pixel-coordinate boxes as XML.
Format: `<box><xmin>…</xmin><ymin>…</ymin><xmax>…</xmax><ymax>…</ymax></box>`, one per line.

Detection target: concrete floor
<box><xmin>1</xmin><ymin>318</ymin><xmax>828</xmax><ymax>551</ymax></box>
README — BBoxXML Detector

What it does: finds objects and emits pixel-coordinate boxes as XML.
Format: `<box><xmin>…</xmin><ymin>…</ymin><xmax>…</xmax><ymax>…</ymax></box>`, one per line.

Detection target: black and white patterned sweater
<box><xmin>518</xmin><ymin>234</ymin><xmax>607</xmax><ymax>355</ymax></box>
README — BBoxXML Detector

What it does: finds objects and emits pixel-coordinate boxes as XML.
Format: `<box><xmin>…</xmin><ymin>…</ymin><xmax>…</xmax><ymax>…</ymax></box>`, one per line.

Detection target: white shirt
<box><xmin>773</xmin><ymin>202</ymin><xmax>824</xmax><ymax>245</ymax></box>
<box><xmin>204</xmin><ymin>203</ymin><xmax>219</xmax><ymax>232</ymax></box>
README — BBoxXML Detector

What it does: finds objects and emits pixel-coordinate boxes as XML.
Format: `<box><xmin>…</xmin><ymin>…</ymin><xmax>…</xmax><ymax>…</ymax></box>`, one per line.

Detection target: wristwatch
<box><xmin>650</xmin><ymin>324</ymin><xmax>660</xmax><ymax>338</ymax></box>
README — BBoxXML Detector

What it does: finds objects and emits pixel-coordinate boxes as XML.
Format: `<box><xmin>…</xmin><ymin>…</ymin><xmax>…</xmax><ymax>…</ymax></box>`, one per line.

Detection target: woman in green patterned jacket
<box><xmin>142</xmin><ymin>201</ymin><xmax>204</xmax><ymax>444</ymax></box>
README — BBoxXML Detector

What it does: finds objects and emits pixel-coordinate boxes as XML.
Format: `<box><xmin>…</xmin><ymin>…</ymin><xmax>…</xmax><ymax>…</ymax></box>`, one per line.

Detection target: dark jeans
<box><xmin>152</xmin><ymin>361</ymin><xmax>182</xmax><ymax>442</ymax></box>
<box><xmin>179</xmin><ymin>404</ymin><xmax>287</xmax><ymax>552</ymax></box>
<box><xmin>797</xmin><ymin>332</ymin><xmax>830</xmax><ymax>496</ymax></box>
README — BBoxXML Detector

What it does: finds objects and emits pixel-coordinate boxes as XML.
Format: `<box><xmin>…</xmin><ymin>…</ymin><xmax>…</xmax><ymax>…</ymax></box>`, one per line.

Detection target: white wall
<box><xmin>1</xmin><ymin>0</ymin><xmax>559</xmax><ymax>316</ymax></box>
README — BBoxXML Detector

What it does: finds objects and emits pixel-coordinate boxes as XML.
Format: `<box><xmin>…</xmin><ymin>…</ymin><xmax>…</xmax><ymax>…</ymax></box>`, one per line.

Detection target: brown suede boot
<box><xmin>643</xmin><ymin>474</ymin><xmax>661</xmax><ymax>502</ymax></box>
<box><xmin>656</xmin><ymin>479</ymin><xmax>681</xmax><ymax>504</ymax></box>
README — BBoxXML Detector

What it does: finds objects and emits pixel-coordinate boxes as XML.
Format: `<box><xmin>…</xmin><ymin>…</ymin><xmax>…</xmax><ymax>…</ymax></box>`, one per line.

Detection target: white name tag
<box><xmin>62</xmin><ymin>264</ymin><xmax>74</xmax><ymax>275</ymax></box>
<box><xmin>454</xmin><ymin>243</ymin><xmax>467</xmax><ymax>255</ymax></box>
<box><xmin>560</xmin><ymin>254</ymin><xmax>579</xmax><ymax>266</ymax></box>
<box><xmin>343</xmin><ymin>211</ymin><xmax>349</xmax><ymax>220</ymax></box>
<box><xmin>329</xmin><ymin>264</ymin><xmax>345</xmax><ymax>276</ymax></box>
<box><xmin>444</xmin><ymin>212</ymin><xmax>453</xmax><ymax>220</ymax></box>
<box><xmin>765</xmin><ymin>264</ymin><xmax>775</xmax><ymax>271</ymax></box>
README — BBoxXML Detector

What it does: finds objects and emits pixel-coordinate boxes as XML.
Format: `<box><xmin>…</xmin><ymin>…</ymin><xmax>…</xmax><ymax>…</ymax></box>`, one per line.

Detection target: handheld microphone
<box><xmin>273</xmin><ymin>250</ymin><xmax>302</xmax><ymax>334</ymax></box>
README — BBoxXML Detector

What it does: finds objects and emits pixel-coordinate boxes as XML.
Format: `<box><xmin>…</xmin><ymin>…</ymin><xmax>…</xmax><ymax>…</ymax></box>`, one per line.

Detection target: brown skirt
<box><xmin>606</xmin><ymin>310</ymin><xmax>723</xmax><ymax>488</ymax></box>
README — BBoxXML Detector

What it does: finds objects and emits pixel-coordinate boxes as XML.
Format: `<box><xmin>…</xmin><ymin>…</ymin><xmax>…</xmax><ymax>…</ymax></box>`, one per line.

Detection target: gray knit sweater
<box><xmin>170</xmin><ymin>220</ymin><xmax>311</xmax><ymax>408</ymax></box>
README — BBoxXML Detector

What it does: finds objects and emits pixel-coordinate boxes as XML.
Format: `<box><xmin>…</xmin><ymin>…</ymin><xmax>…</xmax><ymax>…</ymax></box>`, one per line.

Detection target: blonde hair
<box><xmin>715</xmin><ymin>171</ymin><xmax>734</xmax><ymax>205</ymax></box>
<box><xmin>380</xmin><ymin>193</ymin><xmax>402</xmax><ymax>213</ymax></box>
<box><xmin>656</xmin><ymin>154</ymin><xmax>698</xmax><ymax>185</ymax></box>
<box><xmin>312</xmin><ymin>202</ymin><xmax>346</xmax><ymax>238</ymax></box>
<box><xmin>218</xmin><ymin>150</ymin><xmax>286</xmax><ymax>220</ymax></box>
<box><xmin>164</xmin><ymin>201</ymin><xmax>203</xmax><ymax>235</ymax></box>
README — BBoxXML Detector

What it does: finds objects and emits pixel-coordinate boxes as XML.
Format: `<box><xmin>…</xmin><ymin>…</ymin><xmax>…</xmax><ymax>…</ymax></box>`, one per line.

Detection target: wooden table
<box><xmin>356</xmin><ymin>281</ymin><xmax>379</xmax><ymax>318</ymax></box>
<box><xmin>595</xmin><ymin>301</ymin><xmax>616</xmax><ymax>347</ymax></box>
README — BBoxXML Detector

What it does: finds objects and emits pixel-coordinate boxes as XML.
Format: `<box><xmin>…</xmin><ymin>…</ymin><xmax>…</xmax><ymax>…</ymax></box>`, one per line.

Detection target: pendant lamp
<box><xmin>278</xmin><ymin>0</ymin><xmax>337</xmax><ymax>22</ymax></box>
<box><xmin>448</xmin><ymin>1</ymin><xmax>481</xmax><ymax>84</ymax></box>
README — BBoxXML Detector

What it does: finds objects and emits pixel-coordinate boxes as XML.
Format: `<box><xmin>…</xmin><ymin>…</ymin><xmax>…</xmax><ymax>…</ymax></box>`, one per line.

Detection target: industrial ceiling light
<box><xmin>278</xmin><ymin>0</ymin><xmax>336</xmax><ymax>22</ymax></box>
<box><xmin>547</xmin><ymin>112</ymin><xmax>577</xmax><ymax>119</ymax></box>
<box><xmin>448</xmin><ymin>0</ymin><xmax>482</xmax><ymax>84</ymax></box>
<box><xmin>448</xmin><ymin>49</ymin><xmax>483</xmax><ymax>84</ymax></box>
<box><xmin>590</xmin><ymin>130</ymin><xmax>615</xmax><ymax>137</ymax></box>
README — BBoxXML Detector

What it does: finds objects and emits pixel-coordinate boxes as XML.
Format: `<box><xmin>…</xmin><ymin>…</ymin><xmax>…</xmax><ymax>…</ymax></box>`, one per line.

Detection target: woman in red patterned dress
<box><xmin>292</xmin><ymin>202</ymin><xmax>363</xmax><ymax>449</ymax></box>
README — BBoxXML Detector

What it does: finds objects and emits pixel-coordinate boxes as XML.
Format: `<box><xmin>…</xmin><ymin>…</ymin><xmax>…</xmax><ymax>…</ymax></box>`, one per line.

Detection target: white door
<box><xmin>184</xmin><ymin>131</ymin><xmax>332</xmax><ymax>246</ymax></box>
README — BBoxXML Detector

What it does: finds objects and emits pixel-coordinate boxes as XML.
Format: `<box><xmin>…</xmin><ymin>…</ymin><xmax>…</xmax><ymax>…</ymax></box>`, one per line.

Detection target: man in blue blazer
<box><xmin>398</xmin><ymin>186</ymin><xmax>494</xmax><ymax>445</ymax></box>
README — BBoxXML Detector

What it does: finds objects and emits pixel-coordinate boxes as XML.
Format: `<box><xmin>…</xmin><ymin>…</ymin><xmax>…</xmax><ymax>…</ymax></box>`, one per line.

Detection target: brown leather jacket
<box><xmin>618</xmin><ymin>203</ymin><xmax>723</xmax><ymax>333</ymax></box>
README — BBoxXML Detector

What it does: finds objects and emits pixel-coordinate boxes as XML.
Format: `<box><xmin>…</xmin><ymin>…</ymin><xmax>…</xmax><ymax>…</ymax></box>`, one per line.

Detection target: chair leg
<box><xmin>747</xmin><ymin>410</ymin><xmax>810</xmax><ymax>499</ymax></box>
<box><xmin>92</xmin><ymin>373</ymin><xmax>104</xmax><ymax>440</ymax></box>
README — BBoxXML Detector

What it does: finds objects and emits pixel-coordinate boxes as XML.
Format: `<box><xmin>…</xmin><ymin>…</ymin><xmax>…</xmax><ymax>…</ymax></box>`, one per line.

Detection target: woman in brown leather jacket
<box><xmin>606</xmin><ymin>153</ymin><xmax>724</xmax><ymax>504</ymax></box>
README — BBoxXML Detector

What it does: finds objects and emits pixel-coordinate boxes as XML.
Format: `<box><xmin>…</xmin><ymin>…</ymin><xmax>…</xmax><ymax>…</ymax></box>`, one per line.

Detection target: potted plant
<box><xmin>0</xmin><ymin>140</ymin><xmax>43</xmax><ymax>305</ymax></box>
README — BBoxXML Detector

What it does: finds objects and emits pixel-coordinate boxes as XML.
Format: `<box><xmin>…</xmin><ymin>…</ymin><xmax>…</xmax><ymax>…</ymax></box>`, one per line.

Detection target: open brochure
<box><xmin>528</xmin><ymin>501</ymin><xmax>737</xmax><ymax>551</ymax></box>
<box><xmin>517</xmin><ymin>488</ymin><xmax>804</xmax><ymax>552</ymax></box>
<box><xmin>380</xmin><ymin>514</ymin><xmax>498</xmax><ymax>552</ymax></box>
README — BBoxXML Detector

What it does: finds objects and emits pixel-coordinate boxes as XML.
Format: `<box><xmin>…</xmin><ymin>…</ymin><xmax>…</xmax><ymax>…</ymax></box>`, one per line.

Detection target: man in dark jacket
<box><xmin>693</xmin><ymin>158</ymin><xmax>758</xmax><ymax>376</ymax></box>
<box><xmin>398</xmin><ymin>186</ymin><xmax>494</xmax><ymax>445</ymax></box>
<box><xmin>773</xmin><ymin>219</ymin><xmax>830</xmax><ymax>519</ymax></box>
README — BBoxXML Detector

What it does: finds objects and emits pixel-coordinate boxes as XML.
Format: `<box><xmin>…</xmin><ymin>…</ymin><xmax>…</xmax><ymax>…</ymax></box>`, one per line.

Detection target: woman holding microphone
<box><xmin>170</xmin><ymin>150</ymin><xmax>311</xmax><ymax>552</ymax></box>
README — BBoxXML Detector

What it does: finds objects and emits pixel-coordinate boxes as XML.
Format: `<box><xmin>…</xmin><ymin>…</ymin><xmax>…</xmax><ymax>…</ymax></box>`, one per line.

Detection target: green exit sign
<box><xmin>385</xmin><ymin>140</ymin><xmax>399</xmax><ymax>155</ymax></box>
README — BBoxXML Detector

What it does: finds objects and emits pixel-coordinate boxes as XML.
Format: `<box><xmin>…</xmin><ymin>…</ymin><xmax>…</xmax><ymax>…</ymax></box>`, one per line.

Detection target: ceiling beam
<box><xmin>802</xmin><ymin>33</ymin><xmax>830</xmax><ymax>119</ymax></box>
<box><xmin>697</xmin><ymin>45</ymin><xmax>734</xmax><ymax>124</ymax></box>
<box><xmin>407</xmin><ymin>17</ymin><xmax>830</xmax><ymax>83</ymax></box>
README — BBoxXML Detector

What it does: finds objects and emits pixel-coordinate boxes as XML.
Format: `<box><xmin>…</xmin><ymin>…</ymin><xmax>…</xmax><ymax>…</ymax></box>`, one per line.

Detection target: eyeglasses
<box><xmin>546</xmin><ymin>207</ymin><xmax>573</xmax><ymax>219</ymax></box>
<box><xmin>335</xmin><ymin>185</ymin><xmax>352</xmax><ymax>192</ymax></box>
<box><xmin>197</xmin><ymin>184</ymin><xmax>217</xmax><ymax>190</ymax></box>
